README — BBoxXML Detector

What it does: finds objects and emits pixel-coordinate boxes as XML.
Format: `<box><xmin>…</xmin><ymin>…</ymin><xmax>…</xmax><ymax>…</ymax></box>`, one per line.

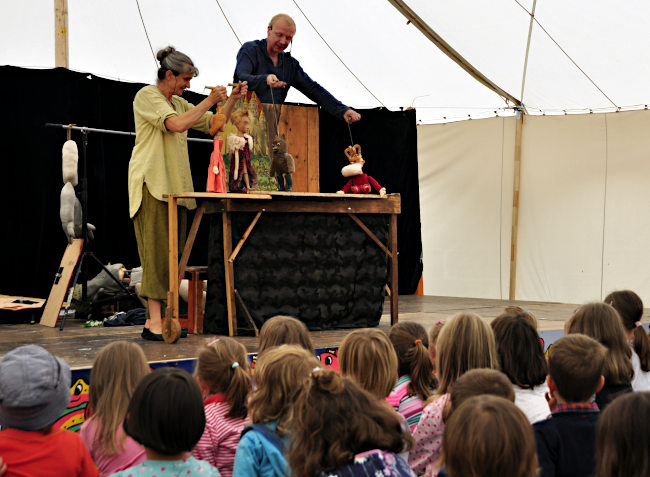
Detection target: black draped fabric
<box><xmin>319</xmin><ymin>108</ymin><xmax>423</xmax><ymax>294</ymax></box>
<box><xmin>204</xmin><ymin>211</ymin><xmax>388</xmax><ymax>334</ymax></box>
<box><xmin>0</xmin><ymin>66</ymin><xmax>213</xmax><ymax>298</ymax></box>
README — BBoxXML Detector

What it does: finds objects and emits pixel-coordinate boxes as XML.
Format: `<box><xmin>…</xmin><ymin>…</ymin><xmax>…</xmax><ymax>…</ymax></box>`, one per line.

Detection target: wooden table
<box><xmin>165</xmin><ymin>192</ymin><xmax>401</xmax><ymax>336</ymax></box>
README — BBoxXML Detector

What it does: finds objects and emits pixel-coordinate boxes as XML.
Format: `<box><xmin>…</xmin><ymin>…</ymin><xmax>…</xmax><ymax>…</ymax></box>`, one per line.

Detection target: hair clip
<box><xmin>435</xmin><ymin>321</ymin><xmax>443</xmax><ymax>326</ymax></box>
<box><xmin>635</xmin><ymin>321</ymin><xmax>643</xmax><ymax>328</ymax></box>
<box><xmin>414</xmin><ymin>339</ymin><xmax>423</xmax><ymax>346</ymax></box>
<box><xmin>231</xmin><ymin>362</ymin><xmax>240</xmax><ymax>369</ymax></box>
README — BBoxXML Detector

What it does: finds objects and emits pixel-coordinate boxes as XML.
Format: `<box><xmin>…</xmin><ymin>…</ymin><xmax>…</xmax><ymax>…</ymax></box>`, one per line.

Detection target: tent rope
<box><xmin>291</xmin><ymin>0</ymin><xmax>387</xmax><ymax>108</ymax></box>
<box><xmin>134</xmin><ymin>0</ymin><xmax>157</xmax><ymax>68</ymax></box>
<box><xmin>214</xmin><ymin>0</ymin><xmax>242</xmax><ymax>46</ymax></box>
<box><xmin>514</xmin><ymin>0</ymin><xmax>618</xmax><ymax>109</ymax></box>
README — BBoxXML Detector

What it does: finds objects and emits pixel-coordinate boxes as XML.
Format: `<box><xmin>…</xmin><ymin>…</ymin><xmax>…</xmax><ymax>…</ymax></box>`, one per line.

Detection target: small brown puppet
<box><xmin>269</xmin><ymin>134</ymin><xmax>295</xmax><ymax>191</ymax></box>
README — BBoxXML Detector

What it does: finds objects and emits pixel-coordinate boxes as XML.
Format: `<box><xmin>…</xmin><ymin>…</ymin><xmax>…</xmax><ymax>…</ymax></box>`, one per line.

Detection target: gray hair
<box><xmin>156</xmin><ymin>46</ymin><xmax>199</xmax><ymax>80</ymax></box>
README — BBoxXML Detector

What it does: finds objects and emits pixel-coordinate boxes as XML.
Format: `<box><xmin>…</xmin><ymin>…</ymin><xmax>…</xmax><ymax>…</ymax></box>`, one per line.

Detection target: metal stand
<box><xmin>49</xmin><ymin>126</ymin><xmax>137</xmax><ymax>330</ymax></box>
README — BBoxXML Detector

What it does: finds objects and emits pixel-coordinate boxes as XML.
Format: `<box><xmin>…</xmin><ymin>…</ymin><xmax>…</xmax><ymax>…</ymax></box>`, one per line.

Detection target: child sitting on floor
<box><xmin>232</xmin><ymin>345</ymin><xmax>321</xmax><ymax>477</ymax></box>
<box><xmin>387</xmin><ymin>322</ymin><xmax>436</xmax><ymax>431</ymax></box>
<box><xmin>287</xmin><ymin>368</ymin><xmax>414</xmax><ymax>477</ymax></box>
<box><xmin>112</xmin><ymin>367</ymin><xmax>220</xmax><ymax>476</ymax></box>
<box><xmin>0</xmin><ymin>345</ymin><xmax>98</xmax><ymax>476</ymax></box>
<box><xmin>193</xmin><ymin>338</ymin><xmax>251</xmax><ymax>477</ymax></box>
<box><xmin>533</xmin><ymin>334</ymin><xmax>606</xmax><ymax>477</ymax></box>
<box><xmin>80</xmin><ymin>341</ymin><xmax>149</xmax><ymax>476</ymax></box>
<box><xmin>257</xmin><ymin>315</ymin><xmax>314</xmax><ymax>356</ymax></box>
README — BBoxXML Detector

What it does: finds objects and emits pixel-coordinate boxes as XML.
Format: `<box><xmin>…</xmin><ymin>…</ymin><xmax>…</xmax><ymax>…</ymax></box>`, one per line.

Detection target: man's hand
<box><xmin>231</xmin><ymin>81</ymin><xmax>248</xmax><ymax>99</ymax></box>
<box><xmin>267</xmin><ymin>74</ymin><xmax>287</xmax><ymax>88</ymax></box>
<box><xmin>344</xmin><ymin>109</ymin><xmax>361</xmax><ymax>123</ymax></box>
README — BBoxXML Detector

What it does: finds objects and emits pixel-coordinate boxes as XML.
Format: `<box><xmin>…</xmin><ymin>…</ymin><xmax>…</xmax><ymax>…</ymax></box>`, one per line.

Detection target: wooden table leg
<box><xmin>222</xmin><ymin>210</ymin><xmax>237</xmax><ymax>336</ymax></box>
<box><xmin>168</xmin><ymin>196</ymin><xmax>180</xmax><ymax>321</ymax></box>
<box><xmin>390</xmin><ymin>213</ymin><xmax>399</xmax><ymax>325</ymax></box>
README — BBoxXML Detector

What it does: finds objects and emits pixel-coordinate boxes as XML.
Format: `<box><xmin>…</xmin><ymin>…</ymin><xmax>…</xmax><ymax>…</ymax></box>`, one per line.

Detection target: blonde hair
<box><xmin>195</xmin><ymin>338</ymin><xmax>251</xmax><ymax>419</ymax></box>
<box><xmin>248</xmin><ymin>345</ymin><xmax>320</xmax><ymax>436</ymax></box>
<box><xmin>230</xmin><ymin>108</ymin><xmax>252</xmax><ymax>127</ymax></box>
<box><xmin>567</xmin><ymin>303</ymin><xmax>633</xmax><ymax>386</ymax></box>
<box><xmin>435</xmin><ymin>312</ymin><xmax>497</xmax><ymax>398</ymax></box>
<box><xmin>269</xmin><ymin>13</ymin><xmax>296</xmax><ymax>30</ymax></box>
<box><xmin>258</xmin><ymin>315</ymin><xmax>313</xmax><ymax>356</ymax></box>
<box><xmin>87</xmin><ymin>342</ymin><xmax>149</xmax><ymax>455</ymax></box>
<box><xmin>339</xmin><ymin>329</ymin><xmax>398</xmax><ymax>399</ymax></box>
<box><xmin>442</xmin><ymin>395</ymin><xmax>538</xmax><ymax>477</ymax></box>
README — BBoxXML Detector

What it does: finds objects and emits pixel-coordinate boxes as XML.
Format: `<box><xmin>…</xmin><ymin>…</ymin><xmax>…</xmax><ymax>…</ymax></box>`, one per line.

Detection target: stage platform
<box><xmin>0</xmin><ymin>295</ymin><xmax>586</xmax><ymax>369</ymax></box>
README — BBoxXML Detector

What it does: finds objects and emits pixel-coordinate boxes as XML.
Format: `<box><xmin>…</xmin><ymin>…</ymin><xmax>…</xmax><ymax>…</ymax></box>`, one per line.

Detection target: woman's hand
<box><xmin>231</xmin><ymin>81</ymin><xmax>248</xmax><ymax>100</ymax></box>
<box><xmin>208</xmin><ymin>85</ymin><xmax>228</xmax><ymax>105</ymax></box>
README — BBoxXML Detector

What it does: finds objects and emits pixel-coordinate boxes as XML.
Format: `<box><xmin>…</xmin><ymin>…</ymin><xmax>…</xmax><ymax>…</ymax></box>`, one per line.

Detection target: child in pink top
<box><xmin>80</xmin><ymin>342</ymin><xmax>149</xmax><ymax>476</ymax></box>
<box><xmin>193</xmin><ymin>338</ymin><xmax>252</xmax><ymax>477</ymax></box>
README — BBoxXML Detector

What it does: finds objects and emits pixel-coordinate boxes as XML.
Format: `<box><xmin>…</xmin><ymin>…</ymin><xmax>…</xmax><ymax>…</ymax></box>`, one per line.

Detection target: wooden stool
<box><xmin>179</xmin><ymin>266</ymin><xmax>208</xmax><ymax>334</ymax></box>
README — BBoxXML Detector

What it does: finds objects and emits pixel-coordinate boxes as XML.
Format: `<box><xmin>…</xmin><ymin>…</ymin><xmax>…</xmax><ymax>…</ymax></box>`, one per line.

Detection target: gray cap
<box><xmin>0</xmin><ymin>345</ymin><xmax>71</xmax><ymax>431</ymax></box>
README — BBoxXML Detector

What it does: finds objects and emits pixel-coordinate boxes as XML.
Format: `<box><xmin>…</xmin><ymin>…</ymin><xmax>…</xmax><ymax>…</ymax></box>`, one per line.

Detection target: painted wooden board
<box><xmin>40</xmin><ymin>239</ymin><xmax>83</xmax><ymax>327</ymax></box>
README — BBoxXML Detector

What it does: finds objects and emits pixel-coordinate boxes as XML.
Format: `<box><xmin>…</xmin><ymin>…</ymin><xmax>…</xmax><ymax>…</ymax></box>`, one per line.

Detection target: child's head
<box><xmin>435</xmin><ymin>312</ymin><xmax>497</xmax><ymax>396</ymax></box>
<box><xmin>195</xmin><ymin>337</ymin><xmax>251</xmax><ymax>419</ymax></box>
<box><xmin>287</xmin><ymin>368</ymin><xmax>412</xmax><ymax>477</ymax></box>
<box><xmin>547</xmin><ymin>334</ymin><xmax>606</xmax><ymax>404</ymax></box>
<box><xmin>596</xmin><ymin>392</ymin><xmax>650</xmax><ymax>477</ymax></box>
<box><xmin>494</xmin><ymin>305</ymin><xmax>538</xmax><ymax>330</ymax></box>
<box><xmin>231</xmin><ymin>108</ymin><xmax>252</xmax><ymax>135</ymax></box>
<box><xmin>567</xmin><ymin>303</ymin><xmax>633</xmax><ymax>386</ymax></box>
<box><xmin>491</xmin><ymin>315</ymin><xmax>547</xmax><ymax>389</ymax></box>
<box><xmin>444</xmin><ymin>368</ymin><xmax>515</xmax><ymax>423</ymax></box>
<box><xmin>258</xmin><ymin>315</ymin><xmax>314</xmax><ymax>356</ymax></box>
<box><xmin>248</xmin><ymin>344</ymin><xmax>321</xmax><ymax>435</ymax></box>
<box><xmin>0</xmin><ymin>345</ymin><xmax>71</xmax><ymax>431</ymax></box>
<box><xmin>339</xmin><ymin>329</ymin><xmax>398</xmax><ymax>399</ymax></box>
<box><xmin>387</xmin><ymin>322</ymin><xmax>435</xmax><ymax>400</ymax></box>
<box><xmin>124</xmin><ymin>367</ymin><xmax>205</xmax><ymax>456</ymax></box>
<box><xmin>442</xmin><ymin>395</ymin><xmax>538</xmax><ymax>477</ymax></box>
<box><xmin>605</xmin><ymin>290</ymin><xmax>650</xmax><ymax>373</ymax></box>
<box><xmin>88</xmin><ymin>341</ymin><xmax>150</xmax><ymax>455</ymax></box>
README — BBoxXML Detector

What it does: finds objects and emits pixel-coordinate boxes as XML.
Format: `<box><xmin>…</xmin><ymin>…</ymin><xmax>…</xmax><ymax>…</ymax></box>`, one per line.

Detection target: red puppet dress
<box><xmin>340</xmin><ymin>173</ymin><xmax>383</xmax><ymax>194</ymax></box>
<box><xmin>206</xmin><ymin>137</ymin><xmax>227</xmax><ymax>193</ymax></box>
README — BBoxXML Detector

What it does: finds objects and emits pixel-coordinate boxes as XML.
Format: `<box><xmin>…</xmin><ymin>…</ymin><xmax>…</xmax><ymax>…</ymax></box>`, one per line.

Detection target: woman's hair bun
<box><xmin>156</xmin><ymin>46</ymin><xmax>176</xmax><ymax>64</ymax></box>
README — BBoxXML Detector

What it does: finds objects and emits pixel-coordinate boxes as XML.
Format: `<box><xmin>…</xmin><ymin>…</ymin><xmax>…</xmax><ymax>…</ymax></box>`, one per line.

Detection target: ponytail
<box><xmin>605</xmin><ymin>290</ymin><xmax>650</xmax><ymax>372</ymax></box>
<box><xmin>388</xmin><ymin>322</ymin><xmax>435</xmax><ymax>401</ymax></box>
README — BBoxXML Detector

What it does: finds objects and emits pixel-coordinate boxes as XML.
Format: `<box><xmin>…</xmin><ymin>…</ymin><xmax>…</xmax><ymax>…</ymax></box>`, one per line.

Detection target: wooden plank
<box><xmin>230</xmin><ymin>212</ymin><xmax>263</xmax><ymax>262</ymax></box>
<box><xmin>54</xmin><ymin>0</ymin><xmax>69</xmax><ymax>68</ymax></box>
<box><xmin>390</xmin><ymin>214</ymin><xmax>399</xmax><ymax>325</ymax></box>
<box><xmin>307</xmin><ymin>107</ymin><xmax>320</xmax><ymax>192</ymax></box>
<box><xmin>222</xmin><ymin>211</ymin><xmax>237</xmax><ymax>336</ymax></box>
<box><xmin>40</xmin><ymin>239</ymin><xmax>83</xmax><ymax>327</ymax></box>
<box><xmin>509</xmin><ymin>115</ymin><xmax>524</xmax><ymax>299</ymax></box>
<box><xmin>178</xmin><ymin>202</ymin><xmax>206</xmax><ymax>282</ymax></box>
<box><xmin>347</xmin><ymin>213</ymin><xmax>392</xmax><ymax>258</ymax></box>
<box><xmin>168</xmin><ymin>197</ymin><xmax>180</xmax><ymax>320</ymax></box>
<box><xmin>280</xmin><ymin>105</ymin><xmax>309</xmax><ymax>192</ymax></box>
<box><xmin>225</xmin><ymin>198</ymin><xmax>401</xmax><ymax>215</ymax></box>
<box><xmin>164</xmin><ymin>192</ymin><xmax>271</xmax><ymax>199</ymax></box>
<box><xmin>247</xmin><ymin>190</ymin><xmax>391</xmax><ymax>199</ymax></box>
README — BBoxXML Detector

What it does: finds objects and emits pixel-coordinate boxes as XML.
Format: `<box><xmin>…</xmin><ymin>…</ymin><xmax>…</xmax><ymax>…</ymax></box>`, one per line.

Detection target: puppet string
<box><xmin>269</xmin><ymin>86</ymin><xmax>281</xmax><ymax>139</ymax></box>
<box><xmin>347</xmin><ymin>121</ymin><xmax>355</xmax><ymax>146</ymax></box>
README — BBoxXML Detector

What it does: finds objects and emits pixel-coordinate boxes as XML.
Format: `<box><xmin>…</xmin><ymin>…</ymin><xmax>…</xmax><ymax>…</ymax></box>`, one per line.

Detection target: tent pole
<box><xmin>387</xmin><ymin>0</ymin><xmax>521</xmax><ymax>107</ymax></box>
<box><xmin>54</xmin><ymin>0</ymin><xmax>69</xmax><ymax>68</ymax></box>
<box><xmin>509</xmin><ymin>112</ymin><xmax>524</xmax><ymax>300</ymax></box>
<box><xmin>520</xmin><ymin>0</ymin><xmax>538</xmax><ymax>114</ymax></box>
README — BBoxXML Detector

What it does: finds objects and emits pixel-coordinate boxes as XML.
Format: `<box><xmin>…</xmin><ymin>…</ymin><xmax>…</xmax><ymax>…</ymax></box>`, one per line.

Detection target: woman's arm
<box><xmin>164</xmin><ymin>86</ymin><xmax>228</xmax><ymax>133</ymax></box>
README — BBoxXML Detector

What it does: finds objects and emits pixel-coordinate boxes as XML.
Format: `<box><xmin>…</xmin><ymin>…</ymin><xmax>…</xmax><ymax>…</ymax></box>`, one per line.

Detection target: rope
<box><xmin>214</xmin><ymin>0</ymin><xmax>242</xmax><ymax>46</ymax></box>
<box><xmin>291</xmin><ymin>0</ymin><xmax>387</xmax><ymax>108</ymax></box>
<box><xmin>513</xmin><ymin>0</ymin><xmax>618</xmax><ymax>109</ymax></box>
<box><xmin>134</xmin><ymin>0</ymin><xmax>157</xmax><ymax>68</ymax></box>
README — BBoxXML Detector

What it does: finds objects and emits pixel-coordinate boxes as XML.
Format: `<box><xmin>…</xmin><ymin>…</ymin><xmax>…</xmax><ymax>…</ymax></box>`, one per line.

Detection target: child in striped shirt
<box><xmin>193</xmin><ymin>338</ymin><xmax>252</xmax><ymax>477</ymax></box>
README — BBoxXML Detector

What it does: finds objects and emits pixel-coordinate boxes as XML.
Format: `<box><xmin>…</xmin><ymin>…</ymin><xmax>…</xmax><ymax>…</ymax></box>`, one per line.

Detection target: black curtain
<box><xmin>319</xmin><ymin>108</ymin><xmax>423</xmax><ymax>294</ymax></box>
<box><xmin>0</xmin><ymin>66</ymin><xmax>422</xmax><ymax>299</ymax></box>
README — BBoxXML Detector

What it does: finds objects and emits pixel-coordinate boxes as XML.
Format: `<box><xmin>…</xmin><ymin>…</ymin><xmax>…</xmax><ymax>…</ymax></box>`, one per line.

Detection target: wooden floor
<box><xmin>0</xmin><ymin>295</ymin><xmax>584</xmax><ymax>369</ymax></box>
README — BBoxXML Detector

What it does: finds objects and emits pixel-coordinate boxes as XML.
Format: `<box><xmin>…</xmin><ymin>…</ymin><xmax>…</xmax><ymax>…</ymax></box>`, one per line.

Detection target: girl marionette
<box><xmin>206</xmin><ymin>108</ymin><xmax>228</xmax><ymax>193</ymax></box>
<box><xmin>227</xmin><ymin>109</ymin><xmax>258</xmax><ymax>193</ymax></box>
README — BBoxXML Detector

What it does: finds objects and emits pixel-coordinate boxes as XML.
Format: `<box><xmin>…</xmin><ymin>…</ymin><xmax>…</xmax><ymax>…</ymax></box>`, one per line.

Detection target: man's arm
<box><xmin>290</xmin><ymin>58</ymin><xmax>351</xmax><ymax>120</ymax></box>
<box><xmin>234</xmin><ymin>42</ymin><xmax>270</xmax><ymax>94</ymax></box>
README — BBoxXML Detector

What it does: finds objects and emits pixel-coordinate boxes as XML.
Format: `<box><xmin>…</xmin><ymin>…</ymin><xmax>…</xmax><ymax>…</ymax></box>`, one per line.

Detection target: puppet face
<box><xmin>272</xmin><ymin>135</ymin><xmax>288</xmax><ymax>155</ymax></box>
<box><xmin>237</xmin><ymin>117</ymin><xmax>251</xmax><ymax>135</ymax></box>
<box><xmin>267</xmin><ymin>18</ymin><xmax>295</xmax><ymax>56</ymax></box>
<box><xmin>341</xmin><ymin>162</ymin><xmax>363</xmax><ymax>177</ymax></box>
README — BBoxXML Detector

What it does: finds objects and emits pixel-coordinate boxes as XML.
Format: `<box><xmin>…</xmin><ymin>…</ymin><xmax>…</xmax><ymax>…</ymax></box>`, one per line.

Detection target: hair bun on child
<box><xmin>312</xmin><ymin>368</ymin><xmax>344</xmax><ymax>394</ymax></box>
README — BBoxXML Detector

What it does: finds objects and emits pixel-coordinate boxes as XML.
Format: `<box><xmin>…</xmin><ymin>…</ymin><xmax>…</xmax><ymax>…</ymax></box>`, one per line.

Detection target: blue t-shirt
<box><xmin>234</xmin><ymin>39</ymin><xmax>349</xmax><ymax>120</ymax></box>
